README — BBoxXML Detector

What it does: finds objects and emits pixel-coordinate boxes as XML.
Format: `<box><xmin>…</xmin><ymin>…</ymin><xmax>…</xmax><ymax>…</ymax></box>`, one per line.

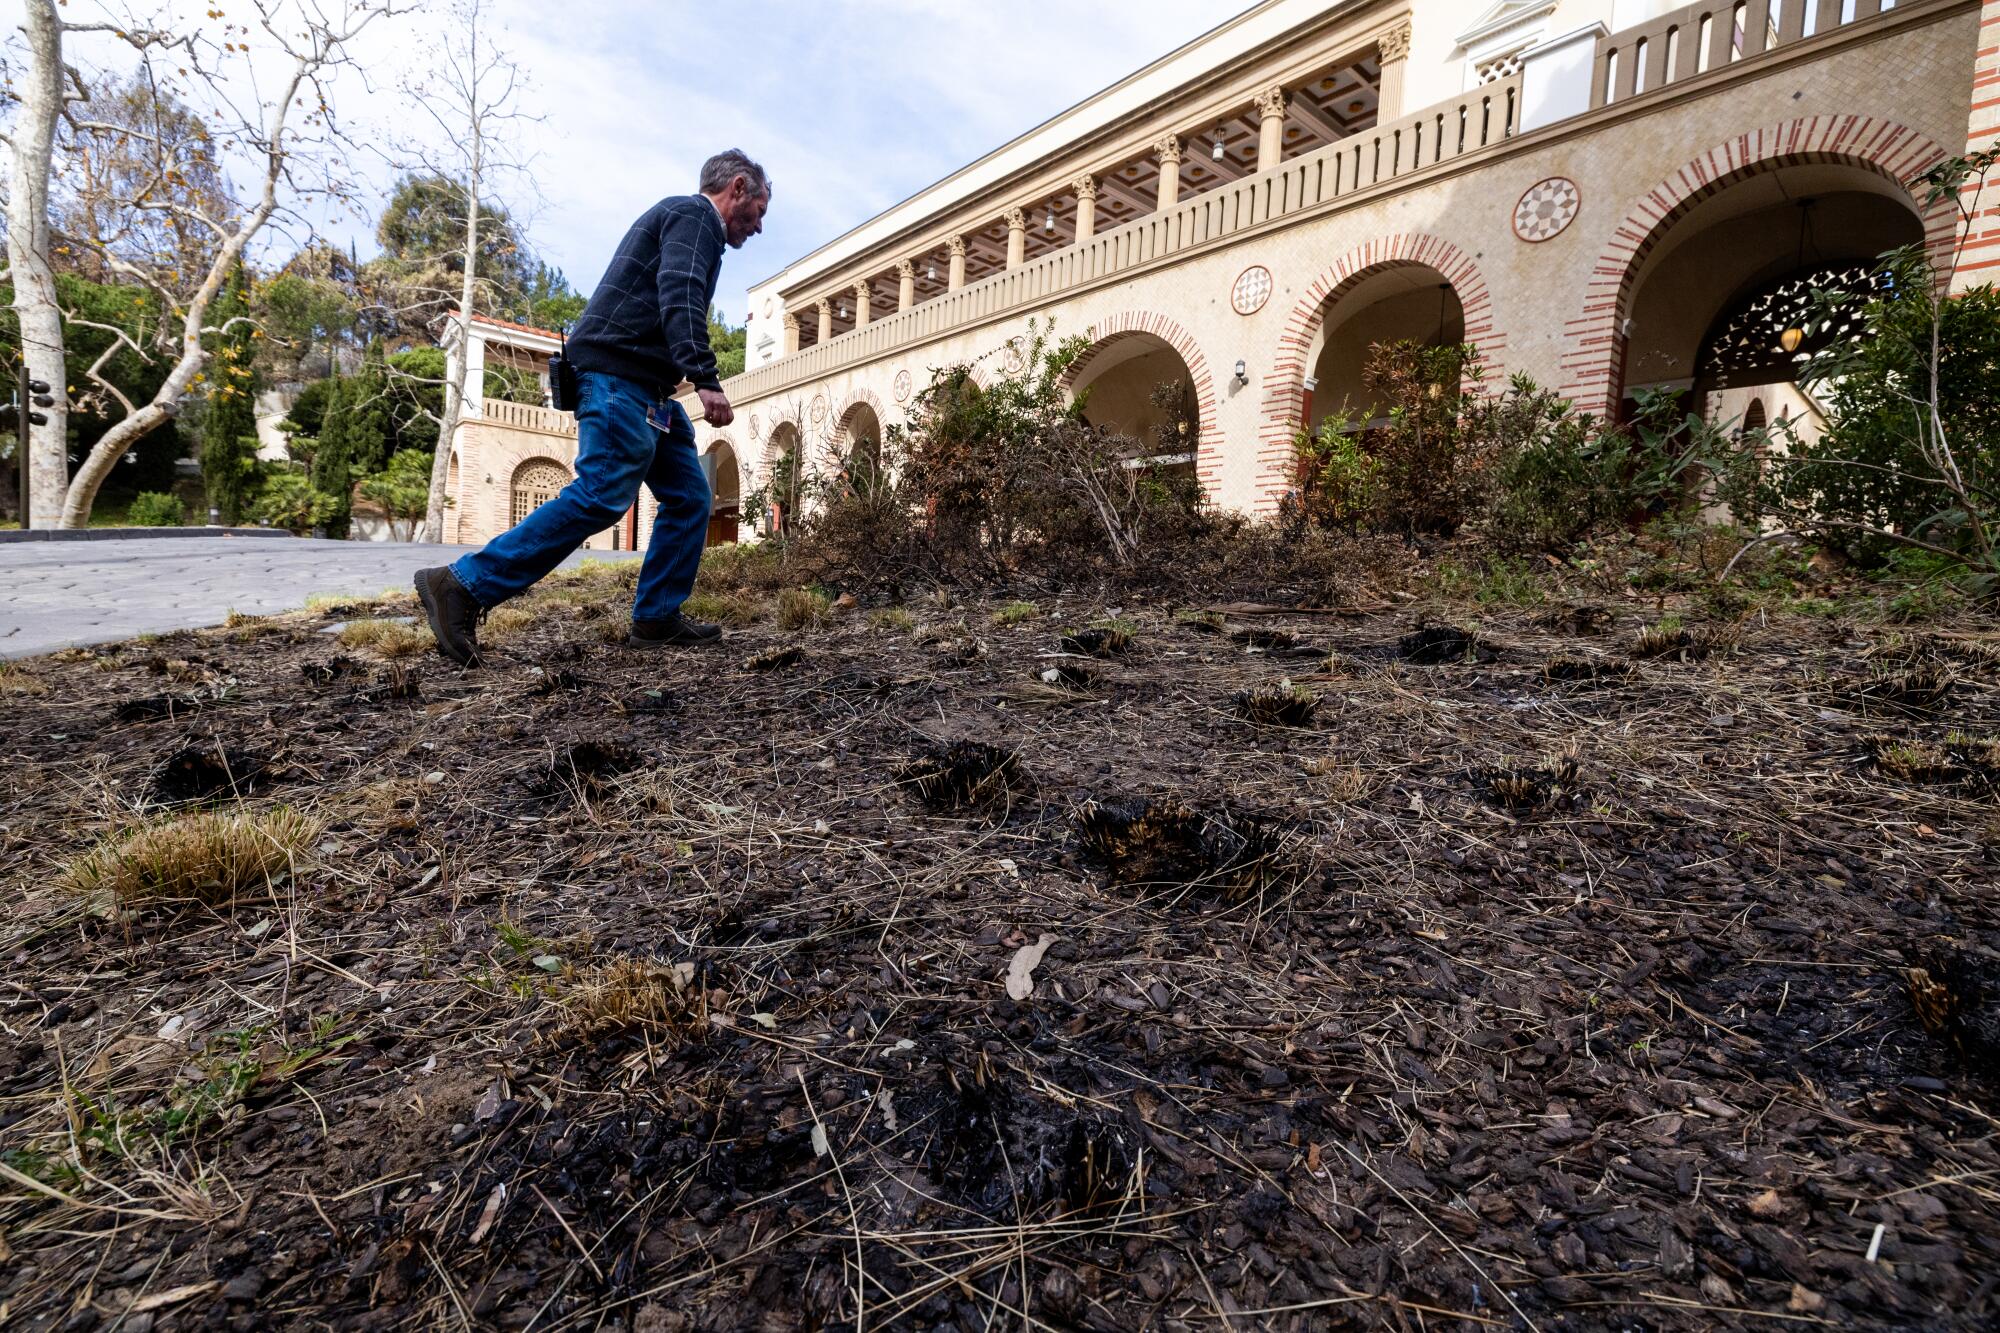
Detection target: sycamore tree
<box><xmin>387</xmin><ymin>0</ymin><xmax>538</xmax><ymax>543</ymax></box>
<box><xmin>2</xmin><ymin>0</ymin><xmax>407</xmax><ymax>528</ymax></box>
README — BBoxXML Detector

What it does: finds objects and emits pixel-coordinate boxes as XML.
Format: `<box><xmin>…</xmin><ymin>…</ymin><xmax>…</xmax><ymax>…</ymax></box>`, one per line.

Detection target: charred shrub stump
<box><xmin>150</xmin><ymin>742</ymin><xmax>267</xmax><ymax>805</ymax></box>
<box><xmin>1074</xmin><ymin>798</ymin><xmax>1287</xmax><ymax>901</ymax></box>
<box><xmin>1907</xmin><ymin>949</ymin><xmax>2000</xmax><ymax>1081</ymax></box>
<box><xmin>1399</xmin><ymin>624</ymin><xmax>1496</xmax><ymax>665</ymax></box>
<box><xmin>898</xmin><ymin>742</ymin><xmax>1025</xmax><ymax>810</ymax></box>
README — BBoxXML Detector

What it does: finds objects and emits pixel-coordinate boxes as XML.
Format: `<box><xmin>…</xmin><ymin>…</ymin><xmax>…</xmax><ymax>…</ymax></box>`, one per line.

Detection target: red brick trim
<box><xmin>1059</xmin><ymin>311</ymin><xmax>1223</xmax><ymax>493</ymax></box>
<box><xmin>1561</xmin><ymin>115</ymin><xmax>1955</xmax><ymax>418</ymax></box>
<box><xmin>1257</xmin><ymin>234</ymin><xmax>1501</xmax><ymax>515</ymax></box>
<box><xmin>828</xmin><ymin>387</ymin><xmax>891</xmax><ymax>463</ymax></box>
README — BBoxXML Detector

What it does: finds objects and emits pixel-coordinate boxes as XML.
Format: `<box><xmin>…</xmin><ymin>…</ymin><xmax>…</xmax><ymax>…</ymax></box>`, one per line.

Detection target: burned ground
<box><xmin>2</xmin><ymin>561</ymin><xmax>1999</xmax><ymax>1331</ymax></box>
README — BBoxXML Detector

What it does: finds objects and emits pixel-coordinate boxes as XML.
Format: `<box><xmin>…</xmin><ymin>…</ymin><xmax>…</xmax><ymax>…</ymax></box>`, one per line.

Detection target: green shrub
<box><xmin>252</xmin><ymin>470</ymin><xmax>339</xmax><ymax>535</ymax></box>
<box><xmin>356</xmin><ymin>449</ymin><xmax>434</xmax><ymax>541</ymax></box>
<box><xmin>1285</xmin><ymin>413</ymin><xmax>1381</xmax><ymax>532</ymax></box>
<box><xmin>126</xmin><ymin>491</ymin><xmax>185</xmax><ymax>527</ymax></box>
<box><xmin>776</xmin><ymin>587</ymin><xmax>832</xmax><ymax>631</ymax></box>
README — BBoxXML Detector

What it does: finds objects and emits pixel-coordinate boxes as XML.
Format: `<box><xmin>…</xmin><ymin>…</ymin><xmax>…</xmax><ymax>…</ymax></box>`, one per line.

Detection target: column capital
<box><xmin>814</xmin><ymin>297</ymin><xmax>831</xmax><ymax>314</ymax></box>
<box><xmin>1154</xmin><ymin>134</ymin><xmax>1183</xmax><ymax>166</ymax></box>
<box><xmin>852</xmin><ymin>280</ymin><xmax>870</xmax><ymax>298</ymax></box>
<box><xmin>1071</xmin><ymin>175</ymin><xmax>1098</xmax><ymax>204</ymax></box>
<box><xmin>895</xmin><ymin>258</ymin><xmax>915</xmax><ymax>278</ymax></box>
<box><xmin>1255</xmin><ymin>85</ymin><xmax>1287</xmax><ymax>120</ymax></box>
<box><xmin>1004</xmin><ymin>207</ymin><xmax>1027</xmax><ymax>231</ymax></box>
<box><xmin>1377</xmin><ymin>21</ymin><xmax>1412</xmax><ymax>62</ymax></box>
<box><xmin>783</xmin><ymin>311</ymin><xmax>800</xmax><ymax>330</ymax></box>
<box><xmin>947</xmin><ymin>234</ymin><xmax>967</xmax><ymax>258</ymax></box>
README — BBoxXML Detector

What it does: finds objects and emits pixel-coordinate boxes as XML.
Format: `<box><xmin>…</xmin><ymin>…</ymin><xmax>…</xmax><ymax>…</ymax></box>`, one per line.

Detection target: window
<box><xmin>510</xmin><ymin>458</ymin><xmax>571</xmax><ymax>524</ymax></box>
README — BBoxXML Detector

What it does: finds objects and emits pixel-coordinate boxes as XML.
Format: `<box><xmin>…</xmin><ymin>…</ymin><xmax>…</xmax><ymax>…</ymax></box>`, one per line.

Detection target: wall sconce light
<box><xmin>1233</xmin><ymin>359</ymin><xmax>1249</xmax><ymax>385</ymax></box>
<box><xmin>1303</xmin><ymin>375</ymin><xmax>1318</xmax><ymax>392</ymax></box>
<box><xmin>1779</xmin><ymin>325</ymin><xmax>1805</xmax><ymax>354</ymax></box>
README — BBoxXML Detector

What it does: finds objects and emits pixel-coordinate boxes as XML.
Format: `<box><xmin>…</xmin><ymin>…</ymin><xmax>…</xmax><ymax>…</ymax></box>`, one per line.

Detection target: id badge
<box><xmin>646</xmin><ymin>400</ymin><xmax>684</xmax><ymax>435</ymax></box>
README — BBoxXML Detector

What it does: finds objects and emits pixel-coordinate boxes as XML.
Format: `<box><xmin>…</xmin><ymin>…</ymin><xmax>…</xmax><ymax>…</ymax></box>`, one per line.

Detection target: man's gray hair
<box><xmin>701</xmin><ymin>149</ymin><xmax>770</xmax><ymax>198</ymax></box>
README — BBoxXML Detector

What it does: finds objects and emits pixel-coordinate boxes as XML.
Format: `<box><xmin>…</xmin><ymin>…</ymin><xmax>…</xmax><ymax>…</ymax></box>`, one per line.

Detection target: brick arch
<box><xmin>1256</xmin><ymin>235</ymin><xmax>1500</xmax><ymax>513</ymax></box>
<box><xmin>1060</xmin><ymin>311</ymin><xmax>1222</xmax><ymax>494</ymax></box>
<box><xmin>828</xmin><ymin>386</ymin><xmax>891</xmax><ymax>462</ymax></box>
<box><xmin>1559</xmin><ymin>115</ymin><xmax>1955</xmax><ymax>418</ymax></box>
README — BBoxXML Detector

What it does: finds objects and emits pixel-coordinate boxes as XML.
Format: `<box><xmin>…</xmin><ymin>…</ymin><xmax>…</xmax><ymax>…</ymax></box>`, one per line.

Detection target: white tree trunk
<box><xmin>425</xmin><ymin>184</ymin><xmax>481</xmax><ymax>543</ymax></box>
<box><xmin>7</xmin><ymin>0</ymin><xmax>71</xmax><ymax>529</ymax></box>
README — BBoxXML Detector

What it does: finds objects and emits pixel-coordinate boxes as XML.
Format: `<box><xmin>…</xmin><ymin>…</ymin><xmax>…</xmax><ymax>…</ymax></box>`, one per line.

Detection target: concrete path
<box><xmin>0</xmin><ymin>535</ymin><xmax>639</xmax><ymax>659</ymax></box>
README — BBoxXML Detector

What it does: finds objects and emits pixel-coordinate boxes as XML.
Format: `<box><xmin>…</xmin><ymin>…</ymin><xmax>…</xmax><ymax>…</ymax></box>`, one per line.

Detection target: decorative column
<box><xmin>1072</xmin><ymin>177</ymin><xmax>1098</xmax><ymax>242</ymax></box>
<box><xmin>783</xmin><ymin>312</ymin><xmax>801</xmax><ymax>355</ymax></box>
<box><xmin>897</xmin><ymin>259</ymin><xmax>916</xmax><ymax>310</ymax></box>
<box><xmin>1155</xmin><ymin>135</ymin><xmax>1183</xmax><ymax>208</ymax></box>
<box><xmin>947</xmin><ymin>235</ymin><xmax>967</xmax><ymax>291</ymax></box>
<box><xmin>1004</xmin><ymin>209</ymin><xmax>1027</xmax><ymax>269</ymax></box>
<box><xmin>853</xmin><ymin>281</ymin><xmax>871</xmax><ymax>329</ymax></box>
<box><xmin>815</xmin><ymin>298</ymin><xmax>832</xmax><ymax>344</ymax></box>
<box><xmin>1377</xmin><ymin>22</ymin><xmax>1413</xmax><ymax>119</ymax></box>
<box><xmin>1256</xmin><ymin>86</ymin><xmax>1288</xmax><ymax>172</ymax></box>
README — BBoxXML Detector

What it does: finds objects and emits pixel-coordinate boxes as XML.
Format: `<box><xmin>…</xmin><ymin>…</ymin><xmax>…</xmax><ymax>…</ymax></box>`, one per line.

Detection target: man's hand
<box><xmin>698</xmin><ymin>387</ymin><xmax>734</xmax><ymax>427</ymax></box>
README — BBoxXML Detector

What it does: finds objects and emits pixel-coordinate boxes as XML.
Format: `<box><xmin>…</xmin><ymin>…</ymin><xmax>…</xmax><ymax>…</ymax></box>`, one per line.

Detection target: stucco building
<box><xmin>445</xmin><ymin>0</ymin><xmax>1997</xmax><ymax>545</ymax></box>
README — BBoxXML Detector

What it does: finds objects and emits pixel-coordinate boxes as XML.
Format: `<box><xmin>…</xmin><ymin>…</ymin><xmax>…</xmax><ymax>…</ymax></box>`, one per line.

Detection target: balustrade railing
<box><xmin>718</xmin><ymin>0</ymin><xmax>1906</xmax><ymax>406</ymax></box>
<box><xmin>1592</xmin><ymin>0</ymin><xmax>1886</xmax><ymax>105</ymax></box>
<box><xmin>724</xmin><ymin>76</ymin><xmax>1520</xmax><ymax>405</ymax></box>
<box><xmin>480</xmin><ymin>398</ymin><xmax>575</xmax><ymax>435</ymax></box>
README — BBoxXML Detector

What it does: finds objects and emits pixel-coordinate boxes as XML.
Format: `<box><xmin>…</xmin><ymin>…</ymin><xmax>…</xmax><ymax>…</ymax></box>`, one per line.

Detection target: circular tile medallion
<box><xmin>809</xmin><ymin>394</ymin><xmax>827</xmax><ymax>424</ymax></box>
<box><xmin>749</xmin><ymin>413</ymin><xmax>761</xmax><ymax>441</ymax></box>
<box><xmin>893</xmin><ymin>369</ymin><xmax>913</xmax><ymax>403</ymax></box>
<box><xmin>1514</xmin><ymin>177</ymin><xmax>1582</xmax><ymax>243</ymax></box>
<box><xmin>1231</xmin><ymin>265</ymin><xmax>1274</xmax><ymax>316</ymax></box>
<box><xmin>1004</xmin><ymin>338</ymin><xmax>1025</xmax><ymax>374</ymax></box>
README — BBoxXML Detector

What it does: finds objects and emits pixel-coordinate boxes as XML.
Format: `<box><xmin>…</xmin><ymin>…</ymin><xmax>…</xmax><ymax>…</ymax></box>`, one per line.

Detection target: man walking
<box><xmin>415</xmin><ymin>149</ymin><xmax>770</xmax><ymax>667</ymax></box>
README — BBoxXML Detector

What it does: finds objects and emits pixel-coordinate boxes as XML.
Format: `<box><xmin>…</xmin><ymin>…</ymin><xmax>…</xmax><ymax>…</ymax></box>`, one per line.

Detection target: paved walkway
<box><xmin>0</xmin><ymin>535</ymin><xmax>639</xmax><ymax>659</ymax></box>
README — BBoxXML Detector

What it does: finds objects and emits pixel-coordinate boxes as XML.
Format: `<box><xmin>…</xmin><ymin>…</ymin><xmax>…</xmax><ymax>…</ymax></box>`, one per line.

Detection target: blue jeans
<box><xmin>452</xmin><ymin>372</ymin><xmax>711</xmax><ymax>622</ymax></box>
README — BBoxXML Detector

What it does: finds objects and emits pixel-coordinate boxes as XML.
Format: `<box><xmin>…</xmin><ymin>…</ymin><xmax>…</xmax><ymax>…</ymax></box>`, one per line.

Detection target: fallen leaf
<box><xmin>128</xmin><ymin>1283</ymin><xmax>220</xmax><ymax>1315</ymax></box>
<box><xmin>1747</xmin><ymin>1188</ymin><xmax>1788</xmax><ymax>1219</ymax></box>
<box><xmin>468</xmin><ymin>1183</ymin><xmax>508</xmax><ymax>1244</ymax></box>
<box><xmin>1005</xmin><ymin>933</ymin><xmax>1058</xmax><ymax>1001</ymax></box>
<box><xmin>532</xmin><ymin>955</ymin><xmax>562</xmax><ymax>972</ymax></box>
<box><xmin>810</xmin><ymin>1123</ymin><xmax>830</xmax><ymax>1158</ymax></box>
<box><xmin>157</xmin><ymin>1014</ymin><xmax>185</xmax><ymax>1041</ymax></box>
<box><xmin>749</xmin><ymin>1012</ymin><xmax>778</xmax><ymax>1030</ymax></box>
<box><xmin>1788</xmin><ymin>1284</ymin><xmax>1825</xmax><ymax>1313</ymax></box>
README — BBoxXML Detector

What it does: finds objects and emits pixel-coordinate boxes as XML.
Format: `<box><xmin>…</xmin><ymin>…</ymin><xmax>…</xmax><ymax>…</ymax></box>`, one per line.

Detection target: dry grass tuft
<box><xmin>0</xmin><ymin>663</ymin><xmax>51</xmax><ymax>697</ymax></box>
<box><xmin>1303</xmin><ymin>756</ymin><xmax>1371</xmax><ymax>803</ymax></box>
<box><xmin>776</xmin><ymin>588</ymin><xmax>833</xmax><ymax>631</ymax></box>
<box><xmin>337</xmin><ymin>618</ymin><xmax>434</xmax><ymax>658</ymax></box>
<box><xmin>64</xmin><ymin>807</ymin><xmax>322</xmax><ymax>909</ymax></box>
<box><xmin>483</xmin><ymin>606</ymin><xmax>539</xmax><ymax>642</ymax></box>
<box><xmin>556</xmin><ymin>957</ymin><xmax>703</xmax><ymax>1042</ymax></box>
<box><xmin>1235</xmin><ymin>679</ymin><xmax>1319</xmax><ymax>727</ymax></box>
<box><xmin>683</xmin><ymin>591</ymin><xmax>766</xmax><ymax>626</ymax></box>
<box><xmin>869</xmin><ymin>607</ymin><xmax>917</xmax><ymax>633</ymax></box>
<box><xmin>898</xmin><ymin>741</ymin><xmax>1025</xmax><ymax>809</ymax></box>
<box><xmin>747</xmin><ymin>645</ymin><xmax>806</xmax><ymax>672</ymax></box>
<box><xmin>1478</xmin><ymin>751</ymin><xmax>1580</xmax><ymax>811</ymax></box>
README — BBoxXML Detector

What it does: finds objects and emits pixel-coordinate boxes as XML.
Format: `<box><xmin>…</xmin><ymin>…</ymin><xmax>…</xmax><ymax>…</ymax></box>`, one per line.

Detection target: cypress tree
<box><xmin>202</xmin><ymin>267</ymin><xmax>260</xmax><ymax>524</ymax></box>
<box><xmin>312</xmin><ymin>373</ymin><xmax>355</xmax><ymax>539</ymax></box>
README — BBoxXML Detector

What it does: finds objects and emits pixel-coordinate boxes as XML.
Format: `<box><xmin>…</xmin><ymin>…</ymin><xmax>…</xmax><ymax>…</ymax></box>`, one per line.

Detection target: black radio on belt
<box><xmin>547</xmin><ymin>326</ymin><xmax>579</xmax><ymax>413</ymax></box>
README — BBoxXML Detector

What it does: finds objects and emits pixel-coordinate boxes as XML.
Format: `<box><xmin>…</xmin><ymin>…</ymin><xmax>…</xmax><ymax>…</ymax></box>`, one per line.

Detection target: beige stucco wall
<box><xmin>450</xmin><ymin>3</ymin><xmax>1978</xmax><ymax>545</ymax></box>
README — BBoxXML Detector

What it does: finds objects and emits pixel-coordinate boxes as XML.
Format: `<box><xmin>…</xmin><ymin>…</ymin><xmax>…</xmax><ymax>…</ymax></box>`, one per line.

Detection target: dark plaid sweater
<box><xmin>565</xmin><ymin>195</ymin><xmax>726</xmax><ymax>395</ymax></box>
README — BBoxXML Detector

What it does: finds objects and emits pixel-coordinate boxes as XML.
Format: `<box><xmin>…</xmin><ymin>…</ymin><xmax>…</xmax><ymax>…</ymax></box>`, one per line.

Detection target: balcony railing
<box><xmin>718</xmin><ymin>0</ymin><xmax>1911</xmax><ymax>408</ymax></box>
<box><xmin>1594</xmin><ymin>0</ymin><xmax>1892</xmax><ymax>104</ymax></box>
<box><xmin>479</xmin><ymin>398</ymin><xmax>576</xmax><ymax>436</ymax></box>
<box><xmin>725</xmin><ymin>76</ymin><xmax>1521</xmax><ymax>405</ymax></box>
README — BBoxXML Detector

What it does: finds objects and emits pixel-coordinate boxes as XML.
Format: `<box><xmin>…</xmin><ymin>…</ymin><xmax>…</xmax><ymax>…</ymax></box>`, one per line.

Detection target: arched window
<box><xmin>510</xmin><ymin>458</ymin><xmax>571</xmax><ymax>525</ymax></box>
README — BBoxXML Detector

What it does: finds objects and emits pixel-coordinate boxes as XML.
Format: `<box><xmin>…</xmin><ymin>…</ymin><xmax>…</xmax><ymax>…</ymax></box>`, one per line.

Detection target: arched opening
<box><xmin>832</xmin><ymin>401</ymin><xmax>885</xmax><ymax>495</ymax></box>
<box><xmin>445</xmin><ymin>450</ymin><xmax>461</xmax><ymax>542</ymax></box>
<box><xmin>1618</xmin><ymin>165</ymin><xmax>1925</xmax><ymax>439</ymax></box>
<box><xmin>704</xmin><ymin>438</ymin><xmax>741</xmax><ymax>545</ymax></box>
<box><xmin>762</xmin><ymin>421</ymin><xmax>803</xmax><ymax>536</ymax></box>
<box><xmin>1305</xmin><ymin>267</ymin><xmax>1465</xmax><ymax>436</ymax></box>
<box><xmin>510</xmin><ymin>457</ymin><xmax>571</xmax><ymax>526</ymax></box>
<box><xmin>1069</xmin><ymin>331</ymin><xmax>1201</xmax><ymax>481</ymax></box>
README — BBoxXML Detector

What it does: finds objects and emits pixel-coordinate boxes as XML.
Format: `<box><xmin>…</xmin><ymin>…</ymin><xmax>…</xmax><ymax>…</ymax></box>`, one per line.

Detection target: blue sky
<box><xmin>452</xmin><ymin>0</ymin><xmax>1241</xmax><ymax>326</ymax></box>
